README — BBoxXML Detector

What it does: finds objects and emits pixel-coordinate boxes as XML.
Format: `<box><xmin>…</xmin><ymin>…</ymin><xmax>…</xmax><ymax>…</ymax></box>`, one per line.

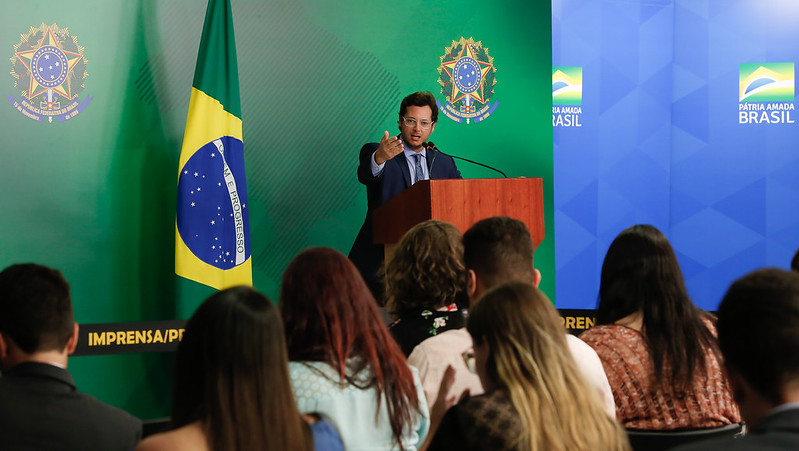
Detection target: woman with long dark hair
<box><xmin>281</xmin><ymin>247</ymin><xmax>429</xmax><ymax>450</ymax></box>
<box><xmin>136</xmin><ymin>286</ymin><xmax>342</xmax><ymax>451</ymax></box>
<box><xmin>428</xmin><ymin>282</ymin><xmax>629</xmax><ymax>451</ymax></box>
<box><xmin>580</xmin><ymin>224</ymin><xmax>740</xmax><ymax>429</ymax></box>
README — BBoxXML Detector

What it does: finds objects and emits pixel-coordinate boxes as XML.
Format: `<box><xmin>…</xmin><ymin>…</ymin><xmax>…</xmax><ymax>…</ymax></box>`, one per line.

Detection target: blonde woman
<box><xmin>427</xmin><ymin>282</ymin><xmax>629</xmax><ymax>451</ymax></box>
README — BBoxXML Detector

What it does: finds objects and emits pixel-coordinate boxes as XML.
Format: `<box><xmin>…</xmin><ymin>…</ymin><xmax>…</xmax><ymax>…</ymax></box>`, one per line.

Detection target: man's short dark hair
<box><xmin>717</xmin><ymin>268</ymin><xmax>799</xmax><ymax>404</ymax></box>
<box><xmin>462</xmin><ymin>216</ymin><xmax>535</xmax><ymax>289</ymax></box>
<box><xmin>0</xmin><ymin>263</ymin><xmax>74</xmax><ymax>353</ymax></box>
<box><xmin>399</xmin><ymin>91</ymin><xmax>439</xmax><ymax>123</ymax></box>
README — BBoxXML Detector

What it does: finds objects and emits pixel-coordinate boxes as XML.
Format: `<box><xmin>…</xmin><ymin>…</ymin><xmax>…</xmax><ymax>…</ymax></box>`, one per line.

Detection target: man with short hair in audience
<box><xmin>0</xmin><ymin>263</ymin><xmax>142</xmax><ymax>450</ymax></box>
<box><xmin>408</xmin><ymin>216</ymin><xmax>615</xmax><ymax>416</ymax></box>
<box><xmin>675</xmin><ymin>268</ymin><xmax>799</xmax><ymax>450</ymax></box>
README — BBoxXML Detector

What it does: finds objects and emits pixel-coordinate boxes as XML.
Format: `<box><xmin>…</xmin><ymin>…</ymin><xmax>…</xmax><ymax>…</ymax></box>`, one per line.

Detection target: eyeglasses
<box><xmin>401</xmin><ymin>116</ymin><xmax>434</xmax><ymax>130</ymax></box>
<box><xmin>462</xmin><ymin>350</ymin><xmax>476</xmax><ymax>373</ymax></box>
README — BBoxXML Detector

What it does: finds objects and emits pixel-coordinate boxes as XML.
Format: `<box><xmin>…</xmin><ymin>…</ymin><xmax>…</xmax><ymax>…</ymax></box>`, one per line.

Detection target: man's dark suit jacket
<box><xmin>674</xmin><ymin>408</ymin><xmax>799</xmax><ymax>451</ymax></box>
<box><xmin>0</xmin><ymin>361</ymin><xmax>142</xmax><ymax>451</ymax></box>
<box><xmin>349</xmin><ymin>142</ymin><xmax>462</xmax><ymax>299</ymax></box>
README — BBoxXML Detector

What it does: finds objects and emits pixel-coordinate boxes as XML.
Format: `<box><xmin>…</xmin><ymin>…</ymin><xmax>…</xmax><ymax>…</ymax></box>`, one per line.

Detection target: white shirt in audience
<box><xmin>408</xmin><ymin>328</ymin><xmax>616</xmax><ymax>417</ymax></box>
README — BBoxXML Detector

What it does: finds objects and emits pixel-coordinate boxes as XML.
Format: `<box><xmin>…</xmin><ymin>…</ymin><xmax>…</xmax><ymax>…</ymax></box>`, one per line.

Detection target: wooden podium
<box><xmin>372</xmin><ymin>178</ymin><xmax>545</xmax><ymax>260</ymax></box>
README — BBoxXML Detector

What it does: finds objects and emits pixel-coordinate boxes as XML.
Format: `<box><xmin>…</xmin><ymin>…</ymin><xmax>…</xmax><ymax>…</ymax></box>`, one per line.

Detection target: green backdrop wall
<box><xmin>0</xmin><ymin>0</ymin><xmax>552</xmax><ymax>419</ymax></box>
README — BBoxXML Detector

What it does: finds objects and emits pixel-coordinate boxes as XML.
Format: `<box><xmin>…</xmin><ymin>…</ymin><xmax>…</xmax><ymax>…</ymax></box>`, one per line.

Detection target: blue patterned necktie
<box><xmin>413</xmin><ymin>153</ymin><xmax>425</xmax><ymax>184</ymax></box>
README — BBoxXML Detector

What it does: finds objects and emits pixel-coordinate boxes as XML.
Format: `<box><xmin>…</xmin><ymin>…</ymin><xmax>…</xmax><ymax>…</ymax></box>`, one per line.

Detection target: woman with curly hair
<box><xmin>281</xmin><ymin>247</ymin><xmax>430</xmax><ymax>450</ymax></box>
<box><xmin>580</xmin><ymin>224</ymin><xmax>740</xmax><ymax>430</ymax></box>
<box><xmin>385</xmin><ymin>220</ymin><xmax>468</xmax><ymax>356</ymax></box>
<box><xmin>428</xmin><ymin>282</ymin><xmax>630</xmax><ymax>451</ymax></box>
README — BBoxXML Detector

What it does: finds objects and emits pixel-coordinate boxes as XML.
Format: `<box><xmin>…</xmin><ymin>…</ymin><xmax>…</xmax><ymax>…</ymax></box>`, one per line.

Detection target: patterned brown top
<box><xmin>429</xmin><ymin>389</ymin><xmax>523</xmax><ymax>450</ymax></box>
<box><xmin>580</xmin><ymin>320</ymin><xmax>741</xmax><ymax>430</ymax></box>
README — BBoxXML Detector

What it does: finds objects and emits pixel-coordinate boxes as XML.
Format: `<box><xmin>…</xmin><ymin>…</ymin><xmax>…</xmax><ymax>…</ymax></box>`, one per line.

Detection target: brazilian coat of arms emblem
<box><xmin>437</xmin><ymin>37</ymin><xmax>498</xmax><ymax>124</ymax></box>
<box><xmin>9</xmin><ymin>23</ymin><xmax>90</xmax><ymax>123</ymax></box>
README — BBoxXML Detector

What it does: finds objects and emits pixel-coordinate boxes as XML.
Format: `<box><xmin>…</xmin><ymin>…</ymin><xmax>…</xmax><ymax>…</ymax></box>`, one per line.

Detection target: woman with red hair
<box><xmin>281</xmin><ymin>247</ymin><xmax>429</xmax><ymax>450</ymax></box>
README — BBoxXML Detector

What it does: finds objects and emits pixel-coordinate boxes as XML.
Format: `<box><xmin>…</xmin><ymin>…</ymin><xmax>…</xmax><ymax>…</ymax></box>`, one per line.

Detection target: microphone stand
<box><xmin>426</xmin><ymin>142</ymin><xmax>507</xmax><ymax>178</ymax></box>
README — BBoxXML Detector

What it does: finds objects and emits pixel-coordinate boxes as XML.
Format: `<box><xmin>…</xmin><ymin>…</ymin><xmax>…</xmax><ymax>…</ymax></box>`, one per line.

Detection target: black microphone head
<box><xmin>426</xmin><ymin>141</ymin><xmax>437</xmax><ymax>150</ymax></box>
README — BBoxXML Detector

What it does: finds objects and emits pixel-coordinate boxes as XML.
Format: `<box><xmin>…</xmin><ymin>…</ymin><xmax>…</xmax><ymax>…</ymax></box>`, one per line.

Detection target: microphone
<box><xmin>425</xmin><ymin>141</ymin><xmax>507</xmax><ymax>178</ymax></box>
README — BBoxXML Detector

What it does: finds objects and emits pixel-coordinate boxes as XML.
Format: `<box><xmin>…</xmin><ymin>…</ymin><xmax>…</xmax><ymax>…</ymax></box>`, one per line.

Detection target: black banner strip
<box><xmin>558</xmin><ymin>309</ymin><xmax>597</xmax><ymax>336</ymax></box>
<box><xmin>74</xmin><ymin>320</ymin><xmax>188</xmax><ymax>356</ymax></box>
<box><xmin>72</xmin><ymin>310</ymin><xmax>604</xmax><ymax>356</ymax></box>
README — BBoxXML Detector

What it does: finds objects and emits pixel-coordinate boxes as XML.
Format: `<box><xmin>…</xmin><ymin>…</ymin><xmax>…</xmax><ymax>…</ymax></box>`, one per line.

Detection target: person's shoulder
<box><xmin>459</xmin><ymin>390</ymin><xmax>511</xmax><ymax>409</ymax></box>
<box><xmin>431</xmin><ymin>148</ymin><xmax>456</xmax><ymax>161</ymax></box>
<box><xmin>289</xmin><ymin>360</ymin><xmax>338</xmax><ymax>381</ymax></box>
<box><xmin>360</xmin><ymin>142</ymin><xmax>379</xmax><ymax>155</ymax></box>
<box><xmin>426</xmin><ymin>327</ymin><xmax>471</xmax><ymax>343</ymax></box>
<box><xmin>135</xmin><ymin>432</ymin><xmax>178</xmax><ymax>451</ymax></box>
<box><xmin>409</xmin><ymin>328</ymin><xmax>471</xmax><ymax>357</ymax></box>
<box><xmin>136</xmin><ymin>422</ymin><xmax>208</xmax><ymax>451</ymax></box>
<box><xmin>78</xmin><ymin>391</ymin><xmax>141</xmax><ymax>425</ymax></box>
<box><xmin>580</xmin><ymin>325</ymin><xmax>646</xmax><ymax>358</ymax></box>
<box><xmin>432</xmin><ymin>149</ymin><xmax>461</xmax><ymax>172</ymax></box>
<box><xmin>408</xmin><ymin>329</ymin><xmax>472</xmax><ymax>379</ymax></box>
<box><xmin>579</xmin><ymin>324</ymin><xmax>628</xmax><ymax>342</ymax></box>
<box><xmin>453</xmin><ymin>391</ymin><xmax>520</xmax><ymax>440</ymax></box>
<box><xmin>566</xmin><ymin>333</ymin><xmax>601</xmax><ymax>357</ymax></box>
<box><xmin>52</xmin><ymin>388</ymin><xmax>142</xmax><ymax>440</ymax></box>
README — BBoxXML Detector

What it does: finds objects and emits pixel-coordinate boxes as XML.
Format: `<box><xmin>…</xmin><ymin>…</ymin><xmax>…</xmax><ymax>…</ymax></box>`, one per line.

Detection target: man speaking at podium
<box><xmin>349</xmin><ymin>91</ymin><xmax>462</xmax><ymax>302</ymax></box>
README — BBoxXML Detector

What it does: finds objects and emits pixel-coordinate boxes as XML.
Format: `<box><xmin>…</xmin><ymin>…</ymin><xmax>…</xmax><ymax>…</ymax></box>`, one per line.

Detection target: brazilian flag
<box><xmin>175</xmin><ymin>0</ymin><xmax>251</xmax><ymax>292</ymax></box>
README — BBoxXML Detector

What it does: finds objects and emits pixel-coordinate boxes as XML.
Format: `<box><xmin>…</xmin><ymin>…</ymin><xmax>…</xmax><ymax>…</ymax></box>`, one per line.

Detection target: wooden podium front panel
<box><xmin>373</xmin><ymin>177</ymin><xmax>544</xmax><ymax>249</ymax></box>
<box><xmin>429</xmin><ymin>178</ymin><xmax>544</xmax><ymax>248</ymax></box>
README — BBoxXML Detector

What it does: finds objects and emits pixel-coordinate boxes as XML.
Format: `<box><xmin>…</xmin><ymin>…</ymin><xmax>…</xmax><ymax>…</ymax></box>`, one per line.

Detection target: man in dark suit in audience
<box><xmin>349</xmin><ymin>91</ymin><xmax>462</xmax><ymax>301</ymax></box>
<box><xmin>676</xmin><ymin>268</ymin><xmax>799</xmax><ymax>450</ymax></box>
<box><xmin>0</xmin><ymin>263</ymin><xmax>142</xmax><ymax>450</ymax></box>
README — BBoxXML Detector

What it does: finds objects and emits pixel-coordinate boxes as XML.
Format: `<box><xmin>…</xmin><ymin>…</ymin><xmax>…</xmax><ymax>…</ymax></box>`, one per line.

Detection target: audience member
<box><xmin>675</xmin><ymin>268</ymin><xmax>799</xmax><ymax>450</ymax></box>
<box><xmin>137</xmin><ymin>286</ymin><xmax>342</xmax><ymax>451</ymax></box>
<box><xmin>281</xmin><ymin>247</ymin><xmax>429</xmax><ymax>450</ymax></box>
<box><xmin>408</xmin><ymin>216</ymin><xmax>615</xmax><ymax>416</ymax></box>
<box><xmin>386</xmin><ymin>220</ymin><xmax>467</xmax><ymax>356</ymax></box>
<box><xmin>0</xmin><ymin>263</ymin><xmax>142</xmax><ymax>450</ymax></box>
<box><xmin>428</xmin><ymin>282</ymin><xmax>630</xmax><ymax>451</ymax></box>
<box><xmin>791</xmin><ymin>247</ymin><xmax>798</xmax><ymax>272</ymax></box>
<box><xmin>580</xmin><ymin>224</ymin><xmax>741</xmax><ymax>429</ymax></box>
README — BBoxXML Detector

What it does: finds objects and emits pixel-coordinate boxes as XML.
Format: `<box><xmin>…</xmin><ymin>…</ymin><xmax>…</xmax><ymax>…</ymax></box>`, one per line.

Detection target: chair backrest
<box><xmin>626</xmin><ymin>423</ymin><xmax>744</xmax><ymax>451</ymax></box>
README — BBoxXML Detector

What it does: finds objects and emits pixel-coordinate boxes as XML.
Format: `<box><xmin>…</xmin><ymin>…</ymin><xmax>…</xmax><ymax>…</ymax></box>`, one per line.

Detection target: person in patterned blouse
<box><xmin>580</xmin><ymin>224</ymin><xmax>741</xmax><ymax>430</ymax></box>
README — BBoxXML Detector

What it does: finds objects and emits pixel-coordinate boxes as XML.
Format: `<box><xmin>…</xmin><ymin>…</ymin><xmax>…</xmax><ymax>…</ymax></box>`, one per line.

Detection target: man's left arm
<box><xmin>442</xmin><ymin>152</ymin><xmax>462</xmax><ymax>179</ymax></box>
<box><xmin>451</xmin><ymin>163</ymin><xmax>463</xmax><ymax>179</ymax></box>
<box><xmin>429</xmin><ymin>150</ymin><xmax>462</xmax><ymax>180</ymax></box>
